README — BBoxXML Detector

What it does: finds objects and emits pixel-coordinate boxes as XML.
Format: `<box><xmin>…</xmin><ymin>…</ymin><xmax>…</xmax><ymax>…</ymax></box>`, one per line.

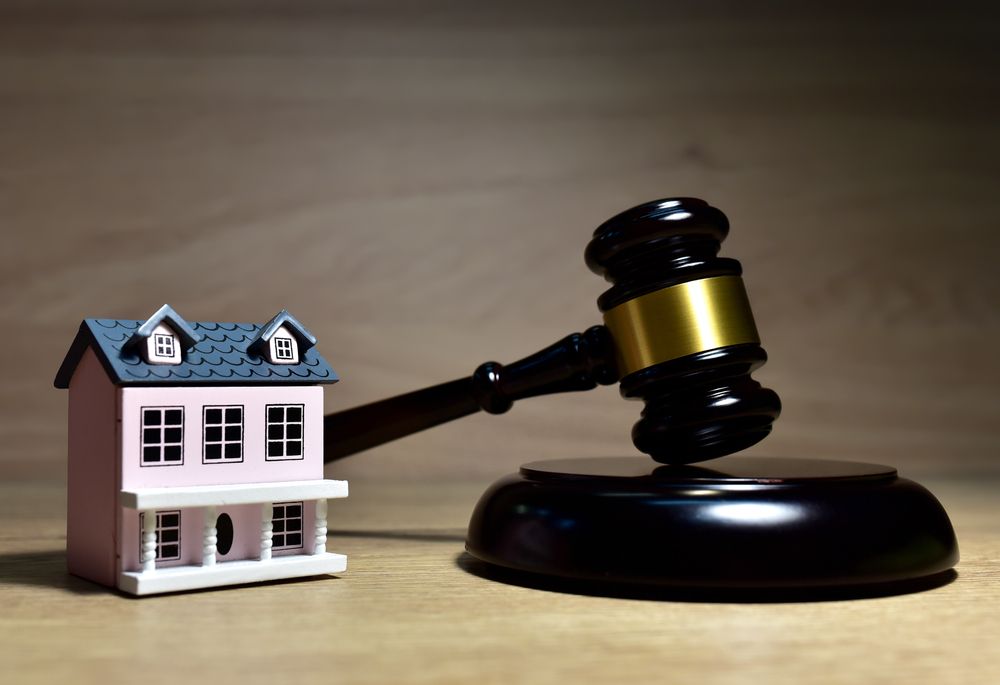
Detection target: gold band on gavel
<box><xmin>602</xmin><ymin>275</ymin><xmax>761</xmax><ymax>376</ymax></box>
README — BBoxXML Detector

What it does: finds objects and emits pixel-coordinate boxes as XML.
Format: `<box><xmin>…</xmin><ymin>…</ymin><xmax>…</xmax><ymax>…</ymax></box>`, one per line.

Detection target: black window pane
<box><xmin>165</xmin><ymin>409</ymin><xmax>183</xmax><ymax>425</ymax></box>
<box><xmin>272</xmin><ymin>505</ymin><xmax>286</xmax><ymax>517</ymax></box>
<box><xmin>161</xmin><ymin>513</ymin><xmax>179</xmax><ymax>527</ymax></box>
<box><xmin>224</xmin><ymin>426</ymin><xmax>241</xmax><ymax>441</ymax></box>
<box><xmin>143</xmin><ymin>428</ymin><xmax>160</xmax><ymax>444</ymax></box>
<box><xmin>287</xmin><ymin>504</ymin><xmax>301</xmax><ymax>518</ymax></box>
<box><xmin>143</xmin><ymin>446</ymin><xmax>160</xmax><ymax>462</ymax></box>
<box><xmin>205</xmin><ymin>426</ymin><xmax>222</xmax><ymax>442</ymax></box>
<box><xmin>225</xmin><ymin>408</ymin><xmax>242</xmax><ymax>423</ymax></box>
<box><xmin>286</xmin><ymin>533</ymin><xmax>301</xmax><ymax>547</ymax></box>
<box><xmin>268</xmin><ymin>441</ymin><xmax>284</xmax><ymax>457</ymax></box>
<box><xmin>224</xmin><ymin>443</ymin><xmax>241</xmax><ymax>459</ymax></box>
<box><xmin>205</xmin><ymin>444</ymin><xmax>221</xmax><ymax>460</ymax></box>
<box><xmin>143</xmin><ymin>410</ymin><xmax>160</xmax><ymax>426</ymax></box>
<box><xmin>164</xmin><ymin>446</ymin><xmax>182</xmax><ymax>462</ymax></box>
<box><xmin>205</xmin><ymin>408</ymin><xmax>222</xmax><ymax>424</ymax></box>
<box><xmin>268</xmin><ymin>406</ymin><xmax>283</xmax><ymax>422</ymax></box>
<box><xmin>268</xmin><ymin>425</ymin><xmax>284</xmax><ymax>440</ymax></box>
<box><xmin>286</xmin><ymin>424</ymin><xmax>302</xmax><ymax>439</ymax></box>
<box><xmin>286</xmin><ymin>440</ymin><xmax>302</xmax><ymax>457</ymax></box>
<box><xmin>287</xmin><ymin>518</ymin><xmax>301</xmax><ymax>532</ymax></box>
<box><xmin>160</xmin><ymin>544</ymin><xmax>179</xmax><ymax>559</ymax></box>
<box><xmin>272</xmin><ymin>533</ymin><xmax>286</xmax><ymax>547</ymax></box>
<box><xmin>160</xmin><ymin>529</ymin><xmax>179</xmax><ymax>543</ymax></box>
<box><xmin>273</xmin><ymin>520</ymin><xmax>285</xmax><ymax>533</ymax></box>
<box><xmin>287</xmin><ymin>406</ymin><xmax>302</xmax><ymax>422</ymax></box>
<box><xmin>164</xmin><ymin>428</ymin><xmax>182</xmax><ymax>443</ymax></box>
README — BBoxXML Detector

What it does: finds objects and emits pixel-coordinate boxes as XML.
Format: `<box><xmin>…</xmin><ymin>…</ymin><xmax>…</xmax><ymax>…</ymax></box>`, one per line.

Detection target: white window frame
<box><xmin>271</xmin><ymin>502</ymin><xmax>303</xmax><ymax>550</ymax></box>
<box><xmin>153</xmin><ymin>334</ymin><xmax>175</xmax><ymax>358</ymax></box>
<box><xmin>140</xmin><ymin>510</ymin><xmax>182</xmax><ymax>561</ymax></box>
<box><xmin>141</xmin><ymin>407</ymin><xmax>184</xmax><ymax>466</ymax></box>
<box><xmin>202</xmin><ymin>405</ymin><xmax>244</xmax><ymax>464</ymax></box>
<box><xmin>265</xmin><ymin>404</ymin><xmax>304</xmax><ymax>461</ymax></box>
<box><xmin>274</xmin><ymin>336</ymin><xmax>294</xmax><ymax>360</ymax></box>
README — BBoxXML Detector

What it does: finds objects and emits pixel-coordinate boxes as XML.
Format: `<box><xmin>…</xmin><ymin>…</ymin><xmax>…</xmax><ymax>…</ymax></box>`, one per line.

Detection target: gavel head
<box><xmin>585</xmin><ymin>197</ymin><xmax>781</xmax><ymax>465</ymax></box>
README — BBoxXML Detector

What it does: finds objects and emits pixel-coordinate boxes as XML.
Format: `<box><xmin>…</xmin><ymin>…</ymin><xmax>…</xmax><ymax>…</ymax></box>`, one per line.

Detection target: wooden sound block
<box><xmin>465</xmin><ymin>457</ymin><xmax>958</xmax><ymax>595</ymax></box>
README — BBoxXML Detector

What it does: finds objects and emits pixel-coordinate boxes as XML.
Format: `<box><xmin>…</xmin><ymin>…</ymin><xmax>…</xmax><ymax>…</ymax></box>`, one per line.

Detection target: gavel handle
<box><xmin>323</xmin><ymin>325</ymin><xmax>618</xmax><ymax>462</ymax></box>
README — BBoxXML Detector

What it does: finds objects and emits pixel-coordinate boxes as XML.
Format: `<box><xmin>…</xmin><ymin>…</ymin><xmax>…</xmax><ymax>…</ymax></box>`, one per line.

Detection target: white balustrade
<box><xmin>202</xmin><ymin>505</ymin><xmax>217</xmax><ymax>567</ymax></box>
<box><xmin>141</xmin><ymin>510</ymin><xmax>157</xmax><ymax>573</ymax></box>
<box><xmin>260</xmin><ymin>502</ymin><xmax>274</xmax><ymax>561</ymax></box>
<box><xmin>314</xmin><ymin>499</ymin><xmax>328</xmax><ymax>554</ymax></box>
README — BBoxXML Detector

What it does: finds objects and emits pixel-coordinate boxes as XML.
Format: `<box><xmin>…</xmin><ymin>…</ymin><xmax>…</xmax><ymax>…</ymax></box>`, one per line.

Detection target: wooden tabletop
<box><xmin>1</xmin><ymin>476</ymin><xmax>998</xmax><ymax>685</ymax></box>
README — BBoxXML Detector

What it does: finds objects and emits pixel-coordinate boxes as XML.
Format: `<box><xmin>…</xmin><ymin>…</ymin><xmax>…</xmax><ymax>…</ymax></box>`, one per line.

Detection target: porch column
<box><xmin>202</xmin><ymin>505</ymin><xmax>217</xmax><ymax>567</ymax></box>
<box><xmin>141</xmin><ymin>510</ymin><xmax>157</xmax><ymax>573</ymax></box>
<box><xmin>314</xmin><ymin>499</ymin><xmax>328</xmax><ymax>555</ymax></box>
<box><xmin>260</xmin><ymin>502</ymin><xmax>274</xmax><ymax>561</ymax></box>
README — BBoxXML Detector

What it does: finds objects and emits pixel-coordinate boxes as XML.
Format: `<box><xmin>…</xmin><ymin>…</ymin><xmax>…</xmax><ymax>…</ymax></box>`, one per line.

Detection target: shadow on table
<box><xmin>0</xmin><ymin>550</ymin><xmax>105</xmax><ymax>594</ymax></box>
<box><xmin>328</xmin><ymin>528</ymin><xmax>466</xmax><ymax>543</ymax></box>
<box><xmin>455</xmin><ymin>552</ymin><xmax>958</xmax><ymax>604</ymax></box>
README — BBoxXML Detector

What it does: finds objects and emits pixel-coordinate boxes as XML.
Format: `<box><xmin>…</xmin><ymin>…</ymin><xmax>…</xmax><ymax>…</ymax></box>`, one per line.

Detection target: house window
<box><xmin>272</xmin><ymin>502</ymin><xmax>303</xmax><ymax>550</ymax></box>
<box><xmin>140</xmin><ymin>511</ymin><xmax>182</xmax><ymax>561</ymax></box>
<box><xmin>265</xmin><ymin>404</ymin><xmax>304</xmax><ymax>460</ymax></box>
<box><xmin>153</xmin><ymin>333</ymin><xmax>175</xmax><ymax>359</ymax></box>
<box><xmin>203</xmin><ymin>405</ymin><xmax>244</xmax><ymax>463</ymax></box>
<box><xmin>141</xmin><ymin>407</ymin><xmax>184</xmax><ymax>465</ymax></box>
<box><xmin>274</xmin><ymin>337</ymin><xmax>294</xmax><ymax>360</ymax></box>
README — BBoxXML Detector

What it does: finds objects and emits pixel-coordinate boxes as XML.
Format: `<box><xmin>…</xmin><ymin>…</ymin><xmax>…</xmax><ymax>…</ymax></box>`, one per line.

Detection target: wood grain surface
<box><xmin>1</xmin><ymin>3</ymin><xmax>998</xmax><ymax>682</ymax></box>
<box><xmin>2</xmin><ymin>1</ymin><xmax>999</xmax><ymax>483</ymax></box>
<box><xmin>1</xmin><ymin>478</ymin><xmax>998</xmax><ymax>685</ymax></box>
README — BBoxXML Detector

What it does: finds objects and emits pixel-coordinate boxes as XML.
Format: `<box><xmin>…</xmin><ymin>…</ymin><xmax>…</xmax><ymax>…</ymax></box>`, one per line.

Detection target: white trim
<box><xmin>118</xmin><ymin>552</ymin><xmax>347</xmax><ymax>596</ymax></box>
<box><xmin>120</xmin><ymin>479</ymin><xmax>348</xmax><ymax>510</ymax></box>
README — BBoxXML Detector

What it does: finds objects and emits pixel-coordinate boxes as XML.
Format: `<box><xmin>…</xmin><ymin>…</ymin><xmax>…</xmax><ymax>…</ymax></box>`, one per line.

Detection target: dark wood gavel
<box><xmin>324</xmin><ymin>197</ymin><xmax>781</xmax><ymax>466</ymax></box>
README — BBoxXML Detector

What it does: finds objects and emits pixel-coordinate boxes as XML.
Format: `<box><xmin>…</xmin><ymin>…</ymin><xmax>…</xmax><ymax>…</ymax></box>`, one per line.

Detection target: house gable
<box><xmin>125</xmin><ymin>304</ymin><xmax>200</xmax><ymax>365</ymax></box>
<box><xmin>248</xmin><ymin>310</ymin><xmax>318</xmax><ymax>365</ymax></box>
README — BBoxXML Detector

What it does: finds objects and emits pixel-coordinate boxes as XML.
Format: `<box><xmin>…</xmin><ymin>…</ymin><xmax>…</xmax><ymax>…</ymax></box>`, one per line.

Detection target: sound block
<box><xmin>465</xmin><ymin>457</ymin><xmax>958</xmax><ymax>592</ymax></box>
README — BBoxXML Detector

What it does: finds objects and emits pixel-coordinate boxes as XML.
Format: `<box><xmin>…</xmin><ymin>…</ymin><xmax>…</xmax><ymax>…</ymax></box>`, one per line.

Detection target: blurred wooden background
<box><xmin>3</xmin><ymin>0</ymin><xmax>999</xmax><ymax>483</ymax></box>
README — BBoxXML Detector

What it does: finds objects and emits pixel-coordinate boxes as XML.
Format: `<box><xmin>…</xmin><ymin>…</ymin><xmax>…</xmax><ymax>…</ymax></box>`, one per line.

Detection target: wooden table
<box><xmin>2</xmin><ymin>476</ymin><xmax>997</xmax><ymax>685</ymax></box>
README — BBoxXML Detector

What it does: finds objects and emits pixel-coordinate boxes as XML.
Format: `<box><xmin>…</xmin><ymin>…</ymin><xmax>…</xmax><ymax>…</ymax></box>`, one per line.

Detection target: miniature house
<box><xmin>54</xmin><ymin>304</ymin><xmax>347</xmax><ymax>595</ymax></box>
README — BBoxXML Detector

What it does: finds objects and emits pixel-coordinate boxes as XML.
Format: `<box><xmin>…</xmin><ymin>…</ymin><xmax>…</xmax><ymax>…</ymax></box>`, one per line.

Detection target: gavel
<box><xmin>324</xmin><ymin>197</ymin><xmax>781</xmax><ymax>465</ymax></box>
<box><xmin>323</xmin><ymin>197</ymin><xmax>958</xmax><ymax>593</ymax></box>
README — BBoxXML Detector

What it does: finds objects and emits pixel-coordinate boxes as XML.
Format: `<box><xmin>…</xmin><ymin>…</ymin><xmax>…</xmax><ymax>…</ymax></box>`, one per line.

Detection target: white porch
<box><xmin>119</xmin><ymin>552</ymin><xmax>347</xmax><ymax>595</ymax></box>
<box><xmin>118</xmin><ymin>479</ymin><xmax>348</xmax><ymax>596</ymax></box>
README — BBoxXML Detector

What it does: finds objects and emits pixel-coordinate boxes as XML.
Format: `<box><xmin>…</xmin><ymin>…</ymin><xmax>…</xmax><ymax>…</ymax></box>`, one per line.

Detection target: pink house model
<box><xmin>54</xmin><ymin>304</ymin><xmax>347</xmax><ymax>595</ymax></box>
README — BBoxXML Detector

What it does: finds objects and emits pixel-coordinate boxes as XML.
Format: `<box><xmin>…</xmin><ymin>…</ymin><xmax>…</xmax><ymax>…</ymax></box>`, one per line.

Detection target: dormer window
<box><xmin>267</xmin><ymin>326</ymin><xmax>299</xmax><ymax>364</ymax></box>
<box><xmin>247</xmin><ymin>310</ymin><xmax>317</xmax><ymax>366</ymax></box>
<box><xmin>144</xmin><ymin>324</ymin><xmax>182</xmax><ymax>365</ymax></box>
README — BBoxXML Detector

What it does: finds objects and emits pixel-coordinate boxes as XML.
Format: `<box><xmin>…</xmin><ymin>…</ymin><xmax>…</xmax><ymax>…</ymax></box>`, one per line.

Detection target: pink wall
<box><xmin>119</xmin><ymin>502</ymin><xmax>317</xmax><ymax>571</ymax></box>
<box><xmin>66</xmin><ymin>348</ymin><xmax>120</xmax><ymax>587</ymax></box>
<box><xmin>120</xmin><ymin>385</ymin><xmax>324</xmax><ymax>488</ymax></box>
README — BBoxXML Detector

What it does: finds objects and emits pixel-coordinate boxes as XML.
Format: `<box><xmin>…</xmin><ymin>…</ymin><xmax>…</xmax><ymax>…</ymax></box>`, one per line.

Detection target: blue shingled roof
<box><xmin>54</xmin><ymin>308</ymin><xmax>339</xmax><ymax>388</ymax></box>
